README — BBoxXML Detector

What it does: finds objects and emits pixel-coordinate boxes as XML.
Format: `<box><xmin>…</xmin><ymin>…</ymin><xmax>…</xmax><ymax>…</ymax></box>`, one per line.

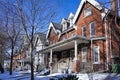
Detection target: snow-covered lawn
<box><xmin>1</xmin><ymin>71</ymin><xmax>120</xmax><ymax>80</ymax></box>
<box><xmin>0</xmin><ymin>71</ymin><xmax>68</xmax><ymax>80</ymax></box>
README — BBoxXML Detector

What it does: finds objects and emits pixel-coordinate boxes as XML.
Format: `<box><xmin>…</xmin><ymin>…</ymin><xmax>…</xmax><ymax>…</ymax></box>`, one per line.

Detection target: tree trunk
<box><xmin>30</xmin><ymin>44</ymin><xmax>34</xmax><ymax>80</ymax></box>
<box><xmin>9</xmin><ymin>45</ymin><xmax>14</xmax><ymax>75</ymax></box>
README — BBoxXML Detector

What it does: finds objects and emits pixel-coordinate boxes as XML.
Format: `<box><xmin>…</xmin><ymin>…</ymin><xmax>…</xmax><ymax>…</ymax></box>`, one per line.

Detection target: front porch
<box><xmin>38</xmin><ymin>35</ymin><xmax>106</xmax><ymax>73</ymax></box>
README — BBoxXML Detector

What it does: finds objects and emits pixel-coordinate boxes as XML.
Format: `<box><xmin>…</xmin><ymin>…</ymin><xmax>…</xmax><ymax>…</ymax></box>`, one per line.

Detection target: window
<box><xmin>62</xmin><ymin>51</ymin><xmax>67</xmax><ymax>58</ymax></box>
<box><xmin>82</xmin><ymin>26</ymin><xmax>86</xmax><ymax>37</ymax></box>
<box><xmin>70</xmin><ymin>19</ymin><xmax>73</xmax><ymax>27</ymax></box>
<box><xmin>70</xmin><ymin>50</ymin><xmax>74</xmax><ymax>60</ymax></box>
<box><xmin>62</xmin><ymin>23</ymin><xmax>67</xmax><ymax>31</ymax></box>
<box><xmin>84</xmin><ymin>7</ymin><xmax>92</xmax><ymax>17</ymax></box>
<box><xmin>71</xmin><ymin>32</ymin><xmax>76</xmax><ymax>37</ymax></box>
<box><xmin>90</xmin><ymin>22</ymin><xmax>95</xmax><ymax>36</ymax></box>
<box><xmin>93</xmin><ymin>46</ymin><xmax>100</xmax><ymax>64</ymax></box>
<box><xmin>82</xmin><ymin>47</ymin><xmax>88</xmax><ymax>62</ymax></box>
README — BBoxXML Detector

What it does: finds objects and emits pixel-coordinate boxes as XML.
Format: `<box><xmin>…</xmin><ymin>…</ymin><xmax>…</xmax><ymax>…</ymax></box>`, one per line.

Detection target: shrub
<box><xmin>111</xmin><ymin>64</ymin><xmax>120</xmax><ymax>73</ymax></box>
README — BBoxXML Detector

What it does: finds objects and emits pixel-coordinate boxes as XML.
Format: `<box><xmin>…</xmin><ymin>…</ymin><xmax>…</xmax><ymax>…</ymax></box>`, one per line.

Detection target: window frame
<box><xmin>84</xmin><ymin>7</ymin><xmax>92</xmax><ymax>17</ymax></box>
<box><xmin>82</xmin><ymin>47</ymin><xmax>88</xmax><ymax>62</ymax></box>
<box><xmin>90</xmin><ymin>22</ymin><xmax>95</xmax><ymax>37</ymax></box>
<box><xmin>82</xmin><ymin>26</ymin><xmax>86</xmax><ymax>37</ymax></box>
<box><xmin>62</xmin><ymin>22</ymin><xmax>67</xmax><ymax>31</ymax></box>
<box><xmin>93</xmin><ymin>46</ymin><xmax>100</xmax><ymax>64</ymax></box>
<box><xmin>70</xmin><ymin>50</ymin><xmax>74</xmax><ymax>60</ymax></box>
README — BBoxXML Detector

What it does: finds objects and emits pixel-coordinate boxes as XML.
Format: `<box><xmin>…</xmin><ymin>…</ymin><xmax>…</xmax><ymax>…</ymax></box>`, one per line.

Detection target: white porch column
<box><xmin>73</xmin><ymin>40</ymin><xmax>80</xmax><ymax>73</ymax></box>
<box><xmin>50</xmin><ymin>49</ymin><xmax>53</xmax><ymax>63</ymax></box>
<box><xmin>49</xmin><ymin>49</ymin><xmax>53</xmax><ymax>74</ymax></box>
<box><xmin>74</xmin><ymin>40</ymin><xmax>78</xmax><ymax>60</ymax></box>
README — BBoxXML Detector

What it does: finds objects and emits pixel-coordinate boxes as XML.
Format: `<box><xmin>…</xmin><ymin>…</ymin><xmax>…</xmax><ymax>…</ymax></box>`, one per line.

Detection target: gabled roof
<box><xmin>52</xmin><ymin>22</ymin><xmax>62</xmax><ymax>31</ymax></box>
<box><xmin>36</xmin><ymin>32</ymin><xmax>46</xmax><ymax>41</ymax></box>
<box><xmin>73</xmin><ymin>0</ymin><xmax>109</xmax><ymax>24</ymax></box>
<box><xmin>46</xmin><ymin>22</ymin><xmax>62</xmax><ymax>38</ymax></box>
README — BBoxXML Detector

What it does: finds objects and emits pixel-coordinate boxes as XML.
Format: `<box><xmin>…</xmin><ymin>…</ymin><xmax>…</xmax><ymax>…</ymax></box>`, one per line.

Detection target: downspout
<box><xmin>109</xmin><ymin>22</ymin><xmax>113</xmax><ymax>61</ymax></box>
<box><xmin>91</xmin><ymin>39</ymin><xmax>93</xmax><ymax>71</ymax></box>
<box><xmin>104</xmin><ymin>11</ymin><xmax>110</xmax><ymax>70</ymax></box>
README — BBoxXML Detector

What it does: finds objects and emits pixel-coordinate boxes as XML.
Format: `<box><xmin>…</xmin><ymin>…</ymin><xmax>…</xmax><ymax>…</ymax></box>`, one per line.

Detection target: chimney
<box><xmin>110</xmin><ymin>0</ymin><xmax>118</xmax><ymax>16</ymax></box>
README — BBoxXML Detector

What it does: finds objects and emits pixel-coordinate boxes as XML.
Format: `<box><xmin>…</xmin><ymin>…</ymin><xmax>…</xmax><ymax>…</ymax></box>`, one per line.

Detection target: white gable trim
<box><xmin>46</xmin><ymin>22</ymin><xmax>57</xmax><ymax>39</ymax></box>
<box><xmin>73</xmin><ymin>0</ymin><xmax>108</xmax><ymax>24</ymax></box>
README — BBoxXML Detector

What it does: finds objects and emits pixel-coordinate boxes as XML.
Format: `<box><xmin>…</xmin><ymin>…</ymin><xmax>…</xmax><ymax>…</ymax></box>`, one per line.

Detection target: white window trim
<box><xmin>82</xmin><ymin>47</ymin><xmax>88</xmax><ymax>62</ymax></box>
<box><xmin>62</xmin><ymin>22</ymin><xmax>67</xmax><ymax>31</ymax></box>
<box><xmin>84</xmin><ymin>7</ymin><xmax>92</xmax><ymax>17</ymax></box>
<box><xmin>93</xmin><ymin>46</ymin><xmax>100</xmax><ymax>64</ymax></box>
<box><xmin>90</xmin><ymin>22</ymin><xmax>95</xmax><ymax>37</ymax></box>
<box><xmin>82</xmin><ymin>26</ymin><xmax>86</xmax><ymax>37</ymax></box>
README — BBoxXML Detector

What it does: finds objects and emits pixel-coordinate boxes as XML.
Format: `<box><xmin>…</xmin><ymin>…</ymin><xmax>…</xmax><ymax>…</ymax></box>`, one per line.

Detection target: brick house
<box><xmin>38</xmin><ymin>0</ymin><xmax>120</xmax><ymax>73</ymax></box>
<box><xmin>13</xmin><ymin>51</ymin><xmax>27</xmax><ymax>70</ymax></box>
<box><xmin>12</xmin><ymin>33</ymin><xmax>47</xmax><ymax>71</ymax></box>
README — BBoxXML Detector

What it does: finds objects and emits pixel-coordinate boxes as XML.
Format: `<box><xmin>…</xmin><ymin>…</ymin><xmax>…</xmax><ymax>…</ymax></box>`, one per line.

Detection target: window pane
<box><xmin>70</xmin><ymin>50</ymin><xmax>74</xmax><ymax>60</ymax></box>
<box><xmin>94</xmin><ymin>46</ymin><xmax>99</xmax><ymax>63</ymax></box>
<box><xmin>90</xmin><ymin>22</ymin><xmax>95</xmax><ymax>36</ymax></box>
<box><xmin>82</xmin><ymin>47</ymin><xmax>87</xmax><ymax>62</ymax></box>
<box><xmin>82</xmin><ymin>26</ymin><xmax>86</xmax><ymax>37</ymax></box>
<box><xmin>84</xmin><ymin>7</ymin><xmax>92</xmax><ymax>17</ymax></box>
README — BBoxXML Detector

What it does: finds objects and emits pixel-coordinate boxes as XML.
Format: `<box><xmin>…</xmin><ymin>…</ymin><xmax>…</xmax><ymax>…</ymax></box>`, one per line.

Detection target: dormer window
<box><xmin>84</xmin><ymin>7</ymin><xmax>92</xmax><ymax>17</ymax></box>
<box><xmin>68</xmin><ymin>13</ymin><xmax>74</xmax><ymax>27</ymax></box>
<box><xmin>70</xmin><ymin>19</ymin><xmax>73</xmax><ymax>27</ymax></box>
<box><xmin>62</xmin><ymin>22</ymin><xmax>67</xmax><ymax>31</ymax></box>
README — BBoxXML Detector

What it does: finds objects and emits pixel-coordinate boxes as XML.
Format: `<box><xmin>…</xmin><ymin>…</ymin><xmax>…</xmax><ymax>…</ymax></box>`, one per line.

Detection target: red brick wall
<box><xmin>59</xmin><ymin>29</ymin><xmax>76</xmax><ymax>41</ymax></box>
<box><xmin>48</xmin><ymin>28</ymin><xmax>58</xmax><ymax>45</ymax></box>
<box><xmin>76</xmin><ymin>2</ymin><xmax>104</xmax><ymax>38</ymax></box>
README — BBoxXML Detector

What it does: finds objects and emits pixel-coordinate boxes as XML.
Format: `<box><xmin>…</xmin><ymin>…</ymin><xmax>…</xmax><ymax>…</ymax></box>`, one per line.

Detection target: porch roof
<box><xmin>37</xmin><ymin>35</ymin><xmax>90</xmax><ymax>53</ymax></box>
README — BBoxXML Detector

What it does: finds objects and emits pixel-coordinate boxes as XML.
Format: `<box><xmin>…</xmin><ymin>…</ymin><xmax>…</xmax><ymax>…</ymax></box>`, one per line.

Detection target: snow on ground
<box><xmin>1</xmin><ymin>71</ymin><xmax>120</xmax><ymax>80</ymax></box>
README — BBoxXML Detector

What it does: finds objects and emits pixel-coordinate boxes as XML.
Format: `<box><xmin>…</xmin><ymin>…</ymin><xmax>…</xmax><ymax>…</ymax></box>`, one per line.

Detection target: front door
<box><xmin>82</xmin><ymin>47</ymin><xmax>88</xmax><ymax>62</ymax></box>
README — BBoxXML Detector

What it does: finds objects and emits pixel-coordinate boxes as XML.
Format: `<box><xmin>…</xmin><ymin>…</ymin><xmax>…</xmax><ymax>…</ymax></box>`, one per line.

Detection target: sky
<box><xmin>50</xmin><ymin>0</ymin><xmax>111</xmax><ymax>23</ymax></box>
<box><xmin>51</xmin><ymin>0</ymin><xmax>81</xmax><ymax>23</ymax></box>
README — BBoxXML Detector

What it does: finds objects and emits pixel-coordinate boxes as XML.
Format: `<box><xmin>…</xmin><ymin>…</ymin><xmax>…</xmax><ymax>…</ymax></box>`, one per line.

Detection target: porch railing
<box><xmin>80</xmin><ymin>62</ymin><xmax>92</xmax><ymax>73</ymax></box>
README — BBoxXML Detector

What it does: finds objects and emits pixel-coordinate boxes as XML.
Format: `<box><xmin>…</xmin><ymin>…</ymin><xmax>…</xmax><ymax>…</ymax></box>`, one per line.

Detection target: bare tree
<box><xmin>15</xmin><ymin>0</ymin><xmax>56</xmax><ymax>80</ymax></box>
<box><xmin>0</xmin><ymin>1</ymin><xmax>22</xmax><ymax>75</ymax></box>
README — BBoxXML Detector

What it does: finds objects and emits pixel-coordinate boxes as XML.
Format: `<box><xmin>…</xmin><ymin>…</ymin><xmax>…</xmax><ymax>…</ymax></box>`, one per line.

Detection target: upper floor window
<box><xmin>84</xmin><ymin>7</ymin><xmax>92</xmax><ymax>17</ymax></box>
<box><xmin>70</xmin><ymin>19</ymin><xmax>73</xmax><ymax>27</ymax></box>
<box><xmin>93</xmin><ymin>46</ymin><xmax>100</xmax><ymax>64</ymax></box>
<box><xmin>71</xmin><ymin>32</ymin><xmax>76</xmax><ymax>37</ymax></box>
<box><xmin>90</xmin><ymin>22</ymin><xmax>95</xmax><ymax>36</ymax></box>
<box><xmin>62</xmin><ymin>23</ymin><xmax>67</xmax><ymax>31</ymax></box>
<box><xmin>82</xmin><ymin>26</ymin><xmax>86</xmax><ymax>37</ymax></box>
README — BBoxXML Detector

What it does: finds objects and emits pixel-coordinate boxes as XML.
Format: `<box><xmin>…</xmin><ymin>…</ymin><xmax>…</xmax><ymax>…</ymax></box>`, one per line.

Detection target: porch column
<box><xmin>73</xmin><ymin>40</ymin><xmax>80</xmax><ymax>73</ymax></box>
<box><xmin>49</xmin><ymin>49</ymin><xmax>53</xmax><ymax>74</ymax></box>
<box><xmin>74</xmin><ymin>40</ymin><xmax>78</xmax><ymax>60</ymax></box>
